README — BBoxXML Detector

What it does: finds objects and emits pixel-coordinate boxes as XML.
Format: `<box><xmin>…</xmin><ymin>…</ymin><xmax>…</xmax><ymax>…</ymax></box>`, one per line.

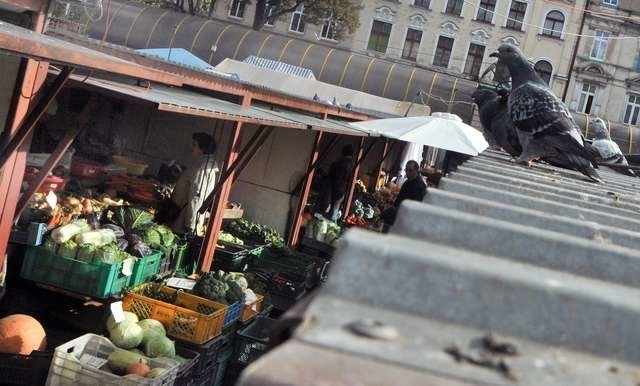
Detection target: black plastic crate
<box><xmin>268</xmin><ymin>272</ymin><xmax>307</xmax><ymax>298</ymax></box>
<box><xmin>213</xmin><ymin>242</ymin><xmax>255</xmax><ymax>272</ymax></box>
<box><xmin>212</xmin><ymin>346</ymin><xmax>234</xmax><ymax>386</ymax></box>
<box><xmin>232</xmin><ymin>316</ymin><xmax>280</xmax><ymax>367</ymax></box>
<box><xmin>0</xmin><ymin>350</ymin><xmax>52</xmax><ymax>385</ymax></box>
<box><xmin>174</xmin><ymin>346</ymin><xmax>200</xmax><ymax>386</ymax></box>
<box><xmin>176</xmin><ymin>324</ymin><xmax>237</xmax><ymax>377</ymax></box>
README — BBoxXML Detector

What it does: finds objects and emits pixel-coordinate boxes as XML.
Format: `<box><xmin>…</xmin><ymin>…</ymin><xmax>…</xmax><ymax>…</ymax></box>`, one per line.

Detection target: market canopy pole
<box><xmin>0</xmin><ymin>66</ymin><xmax>73</xmax><ymax>171</ymax></box>
<box><xmin>13</xmin><ymin>95</ymin><xmax>98</xmax><ymax>220</ymax></box>
<box><xmin>342</xmin><ymin>136</ymin><xmax>366</xmax><ymax>220</ymax></box>
<box><xmin>370</xmin><ymin>139</ymin><xmax>398</xmax><ymax>191</ymax></box>
<box><xmin>291</xmin><ymin>132</ymin><xmax>340</xmax><ymax>196</ymax></box>
<box><xmin>288</xmin><ymin>129</ymin><xmax>323</xmax><ymax>247</ymax></box>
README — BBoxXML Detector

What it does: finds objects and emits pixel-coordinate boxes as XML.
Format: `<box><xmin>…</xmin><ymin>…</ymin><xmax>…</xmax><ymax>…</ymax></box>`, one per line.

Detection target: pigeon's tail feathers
<box><xmin>564</xmin><ymin>153</ymin><xmax>602</xmax><ymax>183</ymax></box>
<box><xmin>543</xmin><ymin>134</ymin><xmax>602</xmax><ymax>182</ymax></box>
<box><xmin>545</xmin><ymin>132</ymin><xmax>599</xmax><ymax>164</ymax></box>
<box><xmin>604</xmin><ymin>160</ymin><xmax>638</xmax><ymax>177</ymax></box>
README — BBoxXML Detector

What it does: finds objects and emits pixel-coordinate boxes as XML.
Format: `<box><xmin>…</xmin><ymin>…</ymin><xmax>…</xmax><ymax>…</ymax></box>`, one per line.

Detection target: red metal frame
<box><xmin>0</xmin><ymin>67</ymin><xmax>73</xmax><ymax>171</ymax></box>
<box><xmin>287</xmin><ymin>129</ymin><xmax>323</xmax><ymax>247</ymax></box>
<box><xmin>2</xmin><ymin>0</ymin><xmax>43</xmax><ymax>11</ymax></box>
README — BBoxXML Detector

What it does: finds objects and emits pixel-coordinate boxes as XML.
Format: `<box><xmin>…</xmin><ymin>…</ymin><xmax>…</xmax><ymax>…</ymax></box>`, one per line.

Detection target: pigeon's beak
<box><xmin>489</xmin><ymin>51</ymin><xmax>500</xmax><ymax>59</ymax></box>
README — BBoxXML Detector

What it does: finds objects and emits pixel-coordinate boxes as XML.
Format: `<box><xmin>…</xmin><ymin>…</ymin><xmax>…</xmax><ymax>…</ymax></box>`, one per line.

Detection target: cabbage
<box><xmin>143</xmin><ymin>335</ymin><xmax>175</xmax><ymax>358</ymax></box>
<box><xmin>77</xmin><ymin>244</ymin><xmax>97</xmax><ymax>262</ymax></box>
<box><xmin>110</xmin><ymin>321</ymin><xmax>144</xmax><ymax>349</ymax></box>
<box><xmin>138</xmin><ymin>319</ymin><xmax>166</xmax><ymax>337</ymax></box>
<box><xmin>141</xmin><ymin>328</ymin><xmax>164</xmax><ymax>346</ymax></box>
<box><xmin>51</xmin><ymin>220</ymin><xmax>90</xmax><ymax>243</ymax></box>
<box><xmin>95</xmin><ymin>243</ymin><xmax>121</xmax><ymax>264</ymax></box>
<box><xmin>147</xmin><ymin>368</ymin><xmax>167</xmax><ymax>378</ymax></box>
<box><xmin>58</xmin><ymin>239</ymin><xmax>78</xmax><ymax>259</ymax></box>
<box><xmin>106</xmin><ymin>311</ymin><xmax>139</xmax><ymax>331</ymax></box>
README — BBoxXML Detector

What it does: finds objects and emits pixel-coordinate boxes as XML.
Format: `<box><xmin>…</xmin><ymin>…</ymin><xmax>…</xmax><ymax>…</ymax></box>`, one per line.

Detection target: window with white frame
<box><xmin>402</xmin><ymin>28</ymin><xmax>423</xmax><ymax>60</ymax></box>
<box><xmin>534</xmin><ymin>60</ymin><xmax>553</xmax><ymax>85</ymax></box>
<box><xmin>506</xmin><ymin>1</ymin><xmax>527</xmax><ymax>31</ymax></box>
<box><xmin>290</xmin><ymin>5</ymin><xmax>305</xmax><ymax>33</ymax></box>
<box><xmin>542</xmin><ymin>10</ymin><xmax>564</xmax><ymax>38</ymax></box>
<box><xmin>445</xmin><ymin>0</ymin><xmax>464</xmax><ymax>16</ymax></box>
<box><xmin>367</xmin><ymin>20</ymin><xmax>392</xmax><ymax>53</ymax></box>
<box><xmin>464</xmin><ymin>43</ymin><xmax>485</xmax><ymax>78</ymax></box>
<box><xmin>320</xmin><ymin>14</ymin><xmax>336</xmax><ymax>40</ymax></box>
<box><xmin>590</xmin><ymin>30</ymin><xmax>610</xmax><ymax>60</ymax></box>
<box><xmin>414</xmin><ymin>0</ymin><xmax>430</xmax><ymax>8</ymax></box>
<box><xmin>229</xmin><ymin>0</ymin><xmax>245</xmax><ymax>18</ymax></box>
<box><xmin>264</xmin><ymin>1</ymin><xmax>275</xmax><ymax>26</ymax></box>
<box><xmin>433</xmin><ymin>36</ymin><xmax>454</xmax><ymax>68</ymax></box>
<box><xmin>577</xmin><ymin>83</ymin><xmax>597</xmax><ymax>114</ymax></box>
<box><xmin>624</xmin><ymin>94</ymin><xmax>640</xmax><ymax>125</ymax></box>
<box><xmin>476</xmin><ymin>0</ymin><xmax>496</xmax><ymax>23</ymax></box>
<box><xmin>602</xmin><ymin>0</ymin><xmax>618</xmax><ymax>7</ymax></box>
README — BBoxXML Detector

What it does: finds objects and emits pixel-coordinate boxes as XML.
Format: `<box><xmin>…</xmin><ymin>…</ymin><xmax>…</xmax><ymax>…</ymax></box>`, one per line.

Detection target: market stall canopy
<box><xmin>350</xmin><ymin>112</ymin><xmax>489</xmax><ymax>156</ymax></box>
<box><xmin>252</xmin><ymin>104</ymin><xmax>376</xmax><ymax>137</ymax></box>
<box><xmin>66</xmin><ymin>73</ymin><xmax>373</xmax><ymax>133</ymax></box>
<box><xmin>0</xmin><ymin>21</ymin><xmax>182</xmax><ymax>86</ymax></box>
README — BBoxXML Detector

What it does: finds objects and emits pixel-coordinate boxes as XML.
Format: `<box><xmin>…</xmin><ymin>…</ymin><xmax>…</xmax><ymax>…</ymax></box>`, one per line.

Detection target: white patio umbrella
<box><xmin>350</xmin><ymin>112</ymin><xmax>489</xmax><ymax>156</ymax></box>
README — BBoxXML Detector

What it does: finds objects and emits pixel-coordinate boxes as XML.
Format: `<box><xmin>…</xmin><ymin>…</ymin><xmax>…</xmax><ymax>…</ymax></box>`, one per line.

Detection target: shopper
<box><xmin>167</xmin><ymin>132</ymin><xmax>219</xmax><ymax>235</ymax></box>
<box><xmin>394</xmin><ymin>160</ymin><xmax>427</xmax><ymax>207</ymax></box>
<box><xmin>324</xmin><ymin>145</ymin><xmax>355</xmax><ymax>222</ymax></box>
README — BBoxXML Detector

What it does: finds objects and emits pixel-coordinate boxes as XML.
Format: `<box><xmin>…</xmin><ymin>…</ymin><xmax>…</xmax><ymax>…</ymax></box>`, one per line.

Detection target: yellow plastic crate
<box><xmin>123</xmin><ymin>284</ymin><xmax>227</xmax><ymax>344</ymax></box>
<box><xmin>240</xmin><ymin>294</ymin><xmax>264</xmax><ymax>322</ymax></box>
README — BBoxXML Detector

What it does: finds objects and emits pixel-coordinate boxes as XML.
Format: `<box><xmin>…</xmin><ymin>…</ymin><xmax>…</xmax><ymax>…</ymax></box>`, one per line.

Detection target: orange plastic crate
<box><xmin>123</xmin><ymin>283</ymin><xmax>227</xmax><ymax>344</ymax></box>
<box><xmin>240</xmin><ymin>294</ymin><xmax>264</xmax><ymax>322</ymax></box>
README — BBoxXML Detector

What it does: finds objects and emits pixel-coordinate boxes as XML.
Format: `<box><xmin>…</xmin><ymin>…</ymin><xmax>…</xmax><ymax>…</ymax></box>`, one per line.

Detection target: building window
<box><xmin>590</xmin><ymin>30</ymin><xmax>610</xmax><ymax>60</ymax></box>
<box><xmin>534</xmin><ymin>60</ymin><xmax>553</xmax><ymax>84</ymax></box>
<box><xmin>320</xmin><ymin>15</ymin><xmax>336</xmax><ymax>40</ymax></box>
<box><xmin>624</xmin><ymin>94</ymin><xmax>640</xmax><ymax>125</ymax></box>
<box><xmin>433</xmin><ymin>36</ymin><xmax>454</xmax><ymax>68</ymax></box>
<box><xmin>445</xmin><ymin>0</ymin><xmax>464</xmax><ymax>16</ymax></box>
<box><xmin>476</xmin><ymin>0</ymin><xmax>496</xmax><ymax>23</ymax></box>
<box><xmin>229</xmin><ymin>0</ymin><xmax>245</xmax><ymax>18</ymax></box>
<box><xmin>414</xmin><ymin>0</ymin><xmax>430</xmax><ymax>9</ymax></box>
<box><xmin>402</xmin><ymin>28</ymin><xmax>422</xmax><ymax>60</ymax></box>
<box><xmin>506</xmin><ymin>1</ymin><xmax>527</xmax><ymax>31</ymax></box>
<box><xmin>264</xmin><ymin>1</ymin><xmax>275</xmax><ymax>26</ymax></box>
<box><xmin>289</xmin><ymin>5</ymin><xmax>305</xmax><ymax>33</ymax></box>
<box><xmin>602</xmin><ymin>0</ymin><xmax>618</xmax><ymax>7</ymax></box>
<box><xmin>464</xmin><ymin>43</ymin><xmax>485</xmax><ymax>78</ymax></box>
<box><xmin>367</xmin><ymin>20</ymin><xmax>392</xmax><ymax>53</ymax></box>
<box><xmin>577</xmin><ymin>83</ymin><xmax>597</xmax><ymax>114</ymax></box>
<box><xmin>542</xmin><ymin>10</ymin><xmax>564</xmax><ymax>38</ymax></box>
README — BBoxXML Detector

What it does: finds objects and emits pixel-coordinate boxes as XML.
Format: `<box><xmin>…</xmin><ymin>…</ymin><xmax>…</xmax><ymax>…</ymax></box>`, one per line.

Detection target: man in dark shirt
<box><xmin>325</xmin><ymin>145</ymin><xmax>354</xmax><ymax>221</ymax></box>
<box><xmin>394</xmin><ymin>160</ymin><xmax>427</xmax><ymax>207</ymax></box>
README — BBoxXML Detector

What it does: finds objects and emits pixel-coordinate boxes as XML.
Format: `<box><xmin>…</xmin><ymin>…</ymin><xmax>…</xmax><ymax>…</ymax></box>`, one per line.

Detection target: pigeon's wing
<box><xmin>509</xmin><ymin>82</ymin><xmax>575</xmax><ymax>136</ymax></box>
<box><xmin>592</xmin><ymin>139</ymin><xmax>623</xmax><ymax>162</ymax></box>
<box><xmin>491</xmin><ymin>109</ymin><xmax>522</xmax><ymax>157</ymax></box>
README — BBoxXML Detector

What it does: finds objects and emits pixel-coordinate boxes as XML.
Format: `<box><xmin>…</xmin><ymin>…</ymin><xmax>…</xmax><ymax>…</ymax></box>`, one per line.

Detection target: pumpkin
<box><xmin>0</xmin><ymin>314</ymin><xmax>46</xmax><ymax>355</ymax></box>
<box><xmin>126</xmin><ymin>360</ymin><xmax>150</xmax><ymax>377</ymax></box>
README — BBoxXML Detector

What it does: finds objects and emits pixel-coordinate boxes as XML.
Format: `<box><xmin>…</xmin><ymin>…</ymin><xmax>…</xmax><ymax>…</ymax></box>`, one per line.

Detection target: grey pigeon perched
<box><xmin>490</xmin><ymin>44</ymin><xmax>601</xmax><ymax>182</ymax></box>
<box><xmin>471</xmin><ymin>87</ymin><xmax>522</xmax><ymax>158</ymax></box>
<box><xmin>589</xmin><ymin>117</ymin><xmax>636</xmax><ymax>176</ymax></box>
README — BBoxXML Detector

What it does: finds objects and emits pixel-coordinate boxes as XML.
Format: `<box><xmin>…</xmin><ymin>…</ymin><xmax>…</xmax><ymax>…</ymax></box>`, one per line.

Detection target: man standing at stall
<box><xmin>324</xmin><ymin>145</ymin><xmax>355</xmax><ymax>222</ymax></box>
<box><xmin>168</xmin><ymin>132</ymin><xmax>219</xmax><ymax>235</ymax></box>
<box><xmin>394</xmin><ymin>160</ymin><xmax>427</xmax><ymax>206</ymax></box>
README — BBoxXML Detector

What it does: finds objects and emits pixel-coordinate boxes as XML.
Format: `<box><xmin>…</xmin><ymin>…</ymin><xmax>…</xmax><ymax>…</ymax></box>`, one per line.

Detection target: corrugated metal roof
<box><xmin>240</xmin><ymin>150</ymin><xmax>640</xmax><ymax>386</ymax></box>
<box><xmin>243</xmin><ymin>55</ymin><xmax>316</xmax><ymax>80</ymax></box>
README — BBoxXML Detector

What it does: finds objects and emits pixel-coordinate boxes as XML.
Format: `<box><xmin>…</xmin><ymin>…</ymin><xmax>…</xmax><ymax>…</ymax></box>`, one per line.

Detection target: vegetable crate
<box><xmin>210</xmin><ymin>344</ymin><xmax>234</xmax><ymax>386</ymax></box>
<box><xmin>123</xmin><ymin>284</ymin><xmax>227</xmax><ymax>345</ymax></box>
<box><xmin>45</xmin><ymin>333</ymin><xmax>180</xmax><ymax>386</ymax></box>
<box><xmin>130</xmin><ymin>251</ymin><xmax>163</xmax><ymax>287</ymax></box>
<box><xmin>21</xmin><ymin>246</ymin><xmax>132</xmax><ymax>298</ymax></box>
<box><xmin>176</xmin><ymin>324</ymin><xmax>237</xmax><ymax>378</ymax></box>
<box><xmin>174</xmin><ymin>346</ymin><xmax>200</xmax><ymax>386</ymax></box>
<box><xmin>0</xmin><ymin>350</ymin><xmax>52</xmax><ymax>385</ymax></box>
<box><xmin>232</xmin><ymin>316</ymin><xmax>280</xmax><ymax>367</ymax></box>
<box><xmin>240</xmin><ymin>294</ymin><xmax>264</xmax><ymax>323</ymax></box>
<box><xmin>223</xmin><ymin>300</ymin><xmax>243</xmax><ymax>328</ymax></box>
<box><xmin>213</xmin><ymin>242</ymin><xmax>254</xmax><ymax>272</ymax></box>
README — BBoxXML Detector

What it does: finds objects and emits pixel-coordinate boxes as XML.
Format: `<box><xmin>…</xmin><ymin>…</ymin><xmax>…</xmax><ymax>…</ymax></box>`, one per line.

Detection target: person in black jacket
<box><xmin>394</xmin><ymin>160</ymin><xmax>427</xmax><ymax>207</ymax></box>
<box><xmin>322</xmin><ymin>145</ymin><xmax>355</xmax><ymax>221</ymax></box>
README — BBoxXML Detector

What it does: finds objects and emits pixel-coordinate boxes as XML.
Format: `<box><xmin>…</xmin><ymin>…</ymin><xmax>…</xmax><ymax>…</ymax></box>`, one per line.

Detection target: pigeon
<box><xmin>589</xmin><ymin>117</ymin><xmax>636</xmax><ymax>176</ymax></box>
<box><xmin>490</xmin><ymin>43</ymin><xmax>601</xmax><ymax>182</ymax></box>
<box><xmin>471</xmin><ymin>87</ymin><xmax>522</xmax><ymax>158</ymax></box>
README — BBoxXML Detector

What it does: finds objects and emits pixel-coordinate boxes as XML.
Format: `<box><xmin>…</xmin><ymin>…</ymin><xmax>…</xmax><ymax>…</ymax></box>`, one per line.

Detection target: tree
<box><xmin>250</xmin><ymin>0</ymin><xmax>362</xmax><ymax>39</ymax></box>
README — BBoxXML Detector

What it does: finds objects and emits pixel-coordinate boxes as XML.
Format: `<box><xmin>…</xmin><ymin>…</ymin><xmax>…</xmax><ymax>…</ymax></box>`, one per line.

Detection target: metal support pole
<box><xmin>370</xmin><ymin>139</ymin><xmax>390</xmax><ymax>191</ymax></box>
<box><xmin>13</xmin><ymin>96</ymin><xmax>97</xmax><ymax>219</ymax></box>
<box><xmin>342</xmin><ymin>136</ymin><xmax>366</xmax><ymax>220</ymax></box>
<box><xmin>292</xmin><ymin>132</ymin><xmax>340</xmax><ymax>195</ymax></box>
<box><xmin>288</xmin><ymin>130</ymin><xmax>323</xmax><ymax>247</ymax></box>
<box><xmin>0</xmin><ymin>67</ymin><xmax>73</xmax><ymax>171</ymax></box>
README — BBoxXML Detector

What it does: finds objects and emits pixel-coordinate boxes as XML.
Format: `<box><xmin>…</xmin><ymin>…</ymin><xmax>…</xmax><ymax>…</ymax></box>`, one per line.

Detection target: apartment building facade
<box><xmin>564</xmin><ymin>0</ymin><xmax>640</xmax><ymax>125</ymax></box>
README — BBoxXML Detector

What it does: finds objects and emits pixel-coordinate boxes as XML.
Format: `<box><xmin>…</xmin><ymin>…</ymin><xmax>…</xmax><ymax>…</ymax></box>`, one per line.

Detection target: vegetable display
<box><xmin>192</xmin><ymin>270</ymin><xmax>258</xmax><ymax>305</ymax></box>
<box><xmin>225</xmin><ymin>219</ymin><xmax>284</xmax><ymax>247</ymax></box>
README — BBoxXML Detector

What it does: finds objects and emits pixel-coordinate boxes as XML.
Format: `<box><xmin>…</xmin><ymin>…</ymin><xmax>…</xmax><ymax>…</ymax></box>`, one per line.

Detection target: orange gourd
<box><xmin>126</xmin><ymin>360</ymin><xmax>150</xmax><ymax>377</ymax></box>
<box><xmin>0</xmin><ymin>314</ymin><xmax>47</xmax><ymax>355</ymax></box>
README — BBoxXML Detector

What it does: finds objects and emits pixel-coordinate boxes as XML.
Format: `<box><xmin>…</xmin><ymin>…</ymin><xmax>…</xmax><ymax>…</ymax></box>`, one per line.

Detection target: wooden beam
<box><xmin>0</xmin><ymin>66</ymin><xmax>72</xmax><ymax>171</ymax></box>
<box><xmin>2</xmin><ymin>0</ymin><xmax>43</xmax><ymax>12</ymax></box>
<box><xmin>288</xmin><ymin>130</ymin><xmax>323</xmax><ymax>247</ymax></box>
